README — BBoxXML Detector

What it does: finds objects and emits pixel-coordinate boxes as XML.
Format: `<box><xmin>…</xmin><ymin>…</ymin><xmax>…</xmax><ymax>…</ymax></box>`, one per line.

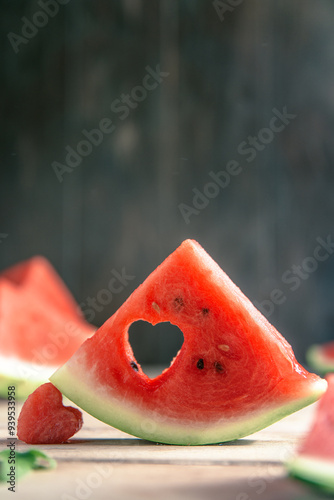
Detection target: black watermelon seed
<box><xmin>174</xmin><ymin>296</ymin><xmax>184</xmax><ymax>311</ymax></box>
<box><xmin>202</xmin><ymin>308</ymin><xmax>209</xmax><ymax>316</ymax></box>
<box><xmin>214</xmin><ymin>361</ymin><xmax>224</xmax><ymax>373</ymax></box>
<box><xmin>130</xmin><ymin>361</ymin><xmax>139</xmax><ymax>371</ymax></box>
<box><xmin>196</xmin><ymin>358</ymin><xmax>204</xmax><ymax>370</ymax></box>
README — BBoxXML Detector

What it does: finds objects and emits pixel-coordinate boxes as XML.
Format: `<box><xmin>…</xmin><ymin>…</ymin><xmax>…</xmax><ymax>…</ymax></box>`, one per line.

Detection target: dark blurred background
<box><xmin>1</xmin><ymin>0</ymin><xmax>334</xmax><ymax>367</ymax></box>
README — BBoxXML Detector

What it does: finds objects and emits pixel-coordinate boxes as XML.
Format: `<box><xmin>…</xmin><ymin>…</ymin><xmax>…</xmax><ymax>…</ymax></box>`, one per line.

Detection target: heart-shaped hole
<box><xmin>128</xmin><ymin>320</ymin><xmax>184</xmax><ymax>378</ymax></box>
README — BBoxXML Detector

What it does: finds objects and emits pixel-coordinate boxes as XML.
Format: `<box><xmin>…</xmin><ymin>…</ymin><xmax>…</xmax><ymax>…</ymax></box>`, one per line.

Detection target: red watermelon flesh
<box><xmin>1</xmin><ymin>256</ymin><xmax>82</xmax><ymax>320</ymax></box>
<box><xmin>17</xmin><ymin>383</ymin><xmax>83</xmax><ymax>444</ymax></box>
<box><xmin>286</xmin><ymin>374</ymin><xmax>334</xmax><ymax>492</ymax></box>
<box><xmin>50</xmin><ymin>239</ymin><xmax>326</xmax><ymax>445</ymax></box>
<box><xmin>298</xmin><ymin>374</ymin><xmax>334</xmax><ymax>461</ymax></box>
<box><xmin>0</xmin><ymin>257</ymin><xmax>95</xmax><ymax>399</ymax></box>
<box><xmin>323</xmin><ymin>343</ymin><xmax>334</xmax><ymax>358</ymax></box>
<box><xmin>0</xmin><ymin>280</ymin><xmax>93</xmax><ymax>365</ymax></box>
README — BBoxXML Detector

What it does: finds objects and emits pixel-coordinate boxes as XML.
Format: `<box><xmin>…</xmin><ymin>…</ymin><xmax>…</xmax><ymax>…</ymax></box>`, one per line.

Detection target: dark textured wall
<box><xmin>1</xmin><ymin>0</ymin><xmax>334</xmax><ymax>366</ymax></box>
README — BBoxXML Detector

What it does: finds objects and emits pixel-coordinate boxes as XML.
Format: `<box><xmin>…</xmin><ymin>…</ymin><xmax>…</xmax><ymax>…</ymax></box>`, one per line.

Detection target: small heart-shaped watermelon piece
<box><xmin>17</xmin><ymin>383</ymin><xmax>83</xmax><ymax>444</ymax></box>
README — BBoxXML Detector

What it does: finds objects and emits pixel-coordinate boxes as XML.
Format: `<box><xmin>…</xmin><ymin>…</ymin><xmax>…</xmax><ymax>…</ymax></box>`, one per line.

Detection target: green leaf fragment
<box><xmin>0</xmin><ymin>449</ymin><xmax>56</xmax><ymax>484</ymax></box>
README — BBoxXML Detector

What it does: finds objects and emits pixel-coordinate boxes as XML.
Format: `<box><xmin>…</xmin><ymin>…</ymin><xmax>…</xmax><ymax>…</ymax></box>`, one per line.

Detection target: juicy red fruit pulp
<box><xmin>323</xmin><ymin>342</ymin><xmax>334</xmax><ymax>360</ymax></box>
<box><xmin>298</xmin><ymin>374</ymin><xmax>334</xmax><ymax>461</ymax></box>
<box><xmin>17</xmin><ymin>383</ymin><xmax>83</xmax><ymax>444</ymax></box>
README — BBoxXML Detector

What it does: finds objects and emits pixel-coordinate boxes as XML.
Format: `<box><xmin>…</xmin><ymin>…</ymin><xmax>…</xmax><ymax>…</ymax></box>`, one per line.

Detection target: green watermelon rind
<box><xmin>306</xmin><ymin>345</ymin><xmax>334</xmax><ymax>375</ymax></box>
<box><xmin>286</xmin><ymin>455</ymin><xmax>334</xmax><ymax>494</ymax></box>
<box><xmin>50</xmin><ymin>366</ymin><xmax>327</xmax><ymax>445</ymax></box>
<box><xmin>0</xmin><ymin>375</ymin><xmax>41</xmax><ymax>400</ymax></box>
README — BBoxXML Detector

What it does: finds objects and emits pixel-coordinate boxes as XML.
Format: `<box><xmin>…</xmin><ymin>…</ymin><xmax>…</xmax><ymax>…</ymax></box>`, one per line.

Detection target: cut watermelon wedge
<box><xmin>0</xmin><ymin>257</ymin><xmax>95</xmax><ymax>399</ymax></box>
<box><xmin>50</xmin><ymin>240</ymin><xmax>327</xmax><ymax>445</ymax></box>
<box><xmin>307</xmin><ymin>341</ymin><xmax>334</xmax><ymax>375</ymax></box>
<box><xmin>286</xmin><ymin>374</ymin><xmax>334</xmax><ymax>493</ymax></box>
<box><xmin>1</xmin><ymin>256</ymin><xmax>82</xmax><ymax>320</ymax></box>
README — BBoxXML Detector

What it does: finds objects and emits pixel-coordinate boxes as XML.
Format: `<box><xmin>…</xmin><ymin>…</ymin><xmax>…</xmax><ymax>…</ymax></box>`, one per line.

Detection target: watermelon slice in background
<box><xmin>307</xmin><ymin>341</ymin><xmax>334</xmax><ymax>375</ymax></box>
<box><xmin>0</xmin><ymin>257</ymin><xmax>95</xmax><ymax>399</ymax></box>
<box><xmin>50</xmin><ymin>239</ymin><xmax>327</xmax><ymax>445</ymax></box>
<box><xmin>0</xmin><ymin>256</ymin><xmax>82</xmax><ymax>320</ymax></box>
<box><xmin>286</xmin><ymin>374</ymin><xmax>334</xmax><ymax>493</ymax></box>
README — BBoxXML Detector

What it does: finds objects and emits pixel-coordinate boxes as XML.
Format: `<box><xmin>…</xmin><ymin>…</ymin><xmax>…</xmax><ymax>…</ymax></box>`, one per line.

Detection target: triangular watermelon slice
<box><xmin>50</xmin><ymin>240</ymin><xmax>326</xmax><ymax>445</ymax></box>
<box><xmin>307</xmin><ymin>341</ymin><xmax>334</xmax><ymax>375</ymax></box>
<box><xmin>0</xmin><ymin>257</ymin><xmax>95</xmax><ymax>399</ymax></box>
<box><xmin>286</xmin><ymin>374</ymin><xmax>334</xmax><ymax>493</ymax></box>
<box><xmin>1</xmin><ymin>256</ymin><xmax>81</xmax><ymax>320</ymax></box>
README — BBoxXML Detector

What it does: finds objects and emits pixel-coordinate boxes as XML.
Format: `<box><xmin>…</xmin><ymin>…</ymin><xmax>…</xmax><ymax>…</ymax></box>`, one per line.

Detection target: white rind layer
<box><xmin>0</xmin><ymin>354</ymin><xmax>58</xmax><ymax>381</ymax></box>
<box><xmin>0</xmin><ymin>354</ymin><xmax>59</xmax><ymax>399</ymax></box>
<box><xmin>50</xmin><ymin>364</ymin><xmax>327</xmax><ymax>445</ymax></box>
<box><xmin>286</xmin><ymin>455</ymin><xmax>334</xmax><ymax>493</ymax></box>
